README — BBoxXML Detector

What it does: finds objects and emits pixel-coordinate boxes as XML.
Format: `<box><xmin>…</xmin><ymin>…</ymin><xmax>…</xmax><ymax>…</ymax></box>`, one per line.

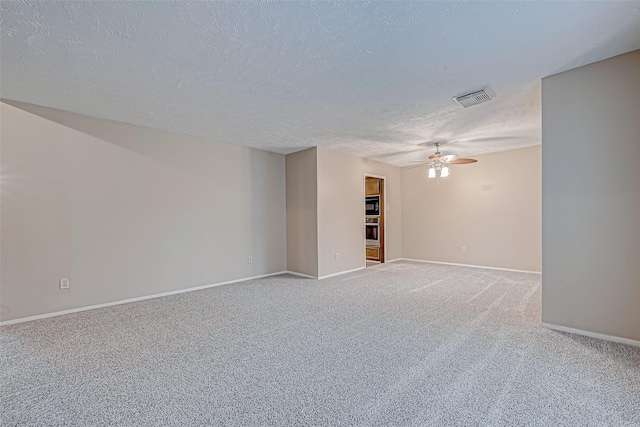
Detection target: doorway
<box><xmin>364</xmin><ymin>175</ymin><xmax>385</xmax><ymax>267</ymax></box>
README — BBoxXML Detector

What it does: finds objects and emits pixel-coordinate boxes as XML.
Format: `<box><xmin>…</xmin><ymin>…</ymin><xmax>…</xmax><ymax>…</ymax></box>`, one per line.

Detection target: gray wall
<box><xmin>285</xmin><ymin>147</ymin><xmax>318</xmax><ymax>277</ymax></box>
<box><xmin>402</xmin><ymin>145</ymin><xmax>542</xmax><ymax>272</ymax></box>
<box><xmin>541</xmin><ymin>50</ymin><xmax>640</xmax><ymax>341</ymax></box>
<box><xmin>0</xmin><ymin>101</ymin><xmax>287</xmax><ymax>322</ymax></box>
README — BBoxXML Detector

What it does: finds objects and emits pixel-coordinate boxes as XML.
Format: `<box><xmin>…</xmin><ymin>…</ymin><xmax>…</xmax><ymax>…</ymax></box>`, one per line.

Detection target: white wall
<box><xmin>285</xmin><ymin>147</ymin><xmax>318</xmax><ymax>277</ymax></box>
<box><xmin>0</xmin><ymin>100</ymin><xmax>286</xmax><ymax>322</ymax></box>
<box><xmin>316</xmin><ymin>146</ymin><xmax>402</xmax><ymax>278</ymax></box>
<box><xmin>541</xmin><ymin>50</ymin><xmax>640</xmax><ymax>342</ymax></box>
<box><xmin>401</xmin><ymin>145</ymin><xmax>542</xmax><ymax>272</ymax></box>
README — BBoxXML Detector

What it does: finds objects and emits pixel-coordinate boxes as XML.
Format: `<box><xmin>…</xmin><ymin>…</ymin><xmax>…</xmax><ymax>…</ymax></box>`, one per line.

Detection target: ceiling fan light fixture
<box><xmin>411</xmin><ymin>142</ymin><xmax>477</xmax><ymax>180</ymax></box>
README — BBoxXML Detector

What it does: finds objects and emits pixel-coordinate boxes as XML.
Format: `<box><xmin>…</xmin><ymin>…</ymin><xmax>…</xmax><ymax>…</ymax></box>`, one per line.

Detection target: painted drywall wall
<box><xmin>285</xmin><ymin>147</ymin><xmax>318</xmax><ymax>277</ymax></box>
<box><xmin>0</xmin><ymin>101</ymin><xmax>286</xmax><ymax>322</ymax></box>
<box><xmin>402</xmin><ymin>145</ymin><xmax>541</xmax><ymax>272</ymax></box>
<box><xmin>316</xmin><ymin>146</ymin><xmax>402</xmax><ymax>278</ymax></box>
<box><xmin>541</xmin><ymin>50</ymin><xmax>640</xmax><ymax>342</ymax></box>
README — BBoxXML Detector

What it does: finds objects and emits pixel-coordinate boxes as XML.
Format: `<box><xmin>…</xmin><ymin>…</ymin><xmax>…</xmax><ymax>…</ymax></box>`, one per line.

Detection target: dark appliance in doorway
<box><xmin>365</xmin><ymin>217</ymin><xmax>380</xmax><ymax>245</ymax></box>
<box><xmin>365</xmin><ymin>195</ymin><xmax>380</xmax><ymax>216</ymax></box>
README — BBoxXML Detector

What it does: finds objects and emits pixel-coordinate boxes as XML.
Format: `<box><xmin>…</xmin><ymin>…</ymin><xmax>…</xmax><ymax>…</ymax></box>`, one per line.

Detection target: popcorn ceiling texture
<box><xmin>1</xmin><ymin>262</ymin><xmax>639</xmax><ymax>426</ymax></box>
<box><xmin>1</xmin><ymin>1</ymin><xmax>639</xmax><ymax>165</ymax></box>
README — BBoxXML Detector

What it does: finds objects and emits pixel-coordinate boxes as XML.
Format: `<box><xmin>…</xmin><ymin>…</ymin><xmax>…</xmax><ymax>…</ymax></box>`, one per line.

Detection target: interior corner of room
<box><xmin>3</xmin><ymin>46</ymin><xmax>640</xmax><ymax>343</ymax></box>
<box><xmin>6</xmin><ymin>46</ymin><xmax>640</xmax><ymax>340</ymax></box>
<box><xmin>1</xmin><ymin>2</ymin><xmax>640</xmax><ymax>424</ymax></box>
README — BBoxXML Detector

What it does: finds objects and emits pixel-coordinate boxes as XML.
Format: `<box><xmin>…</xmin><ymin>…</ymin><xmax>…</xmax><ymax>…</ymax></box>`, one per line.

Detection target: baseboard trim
<box><xmin>284</xmin><ymin>270</ymin><xmax>317</xmax><ymax>279</ymax></box>
<box><xmin>399</xmin><ymin>258</ymin><xmax>541</xmax><ymax>275</ymax></box>
<box><xmin>318</xmin><ymin>266</ymin><xmax>366</xmax><ymax>280</ymax></box>
<box><xmin>542</xmin><ymin>322</ymin><xmax>640</xmax><ymax>347</ymax></box>
<box><xmin>385</xmin><ymin>258</ymin><xmax>403</xmax><ymax>263</ymax></box>
<box><xmin>0</xmin><ymin>271</ymin><xmax>288</xmax><ymax>326</ymax></box>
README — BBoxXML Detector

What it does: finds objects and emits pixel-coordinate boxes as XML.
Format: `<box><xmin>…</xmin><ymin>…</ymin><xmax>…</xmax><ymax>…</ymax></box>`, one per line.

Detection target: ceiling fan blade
<box><xmin>448</xmin><ymin>158</ymin><xmax>478</xmax><ymax>164</ymax></box>
<box><xmin>429</xmin><ymin>153</ymin><xmax>458</xmax><ymax>162</ymax></box>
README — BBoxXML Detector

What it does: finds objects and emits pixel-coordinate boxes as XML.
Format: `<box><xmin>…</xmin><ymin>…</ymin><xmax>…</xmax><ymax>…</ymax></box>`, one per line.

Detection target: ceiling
<box><xmin>1</xmin><ymin>1</ymin><xmax>639</xmax><ymax>166</ymax></box>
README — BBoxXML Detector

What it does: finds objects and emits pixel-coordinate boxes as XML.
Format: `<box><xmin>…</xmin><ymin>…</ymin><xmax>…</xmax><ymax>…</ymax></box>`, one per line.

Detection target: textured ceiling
<box><xmin>1</xmin><ymin>1</ymin><xmax>639</xmax><ymax>165</ymax></box>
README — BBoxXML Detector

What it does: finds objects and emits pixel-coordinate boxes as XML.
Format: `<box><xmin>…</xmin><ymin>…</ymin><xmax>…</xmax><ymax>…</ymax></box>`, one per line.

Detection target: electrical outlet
<box><xmin>248</xmin><ymin>256</ymin><xmax>253</xmax><ymax>264</ymax></box>
<box><xmin>335</xmin><ymin>253</ymin><xmax>339</xmax><ymax>260</ymax></box>
<box><xmin>60</xmin><ymin>278</ymin><xmax>70</xmax><ymax>289</ymax></box>
<box><xmin>461</xmin><ymin>247</ymin><xmax>467</xmax><ymax>253</ymax></box>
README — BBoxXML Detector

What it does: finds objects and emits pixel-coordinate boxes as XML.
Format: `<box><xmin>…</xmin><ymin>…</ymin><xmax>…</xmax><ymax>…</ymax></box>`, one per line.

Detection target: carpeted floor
<box><xmin>2</xmin><ymin>261</ymin><xmax>639</xmax><ymax>426</ymax></box>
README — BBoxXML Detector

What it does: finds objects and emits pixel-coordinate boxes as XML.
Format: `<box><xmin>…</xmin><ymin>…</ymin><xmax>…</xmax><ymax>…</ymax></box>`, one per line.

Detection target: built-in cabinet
<box><xmin>365</xmin><ymin>179</ymin><xmax>380</xmax><ymax>196</ymax></box>
<box><xmin>366</xmin><ymin>246</ymin><xmax>380</xmax><ymax>259</ymax></box>
<box><xmin>365</xmin><ymin>176</ymin><xmax>384</xmax><ymax>263</ymax></box>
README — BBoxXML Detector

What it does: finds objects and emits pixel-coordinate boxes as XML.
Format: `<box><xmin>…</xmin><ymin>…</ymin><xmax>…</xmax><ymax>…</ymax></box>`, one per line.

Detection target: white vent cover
<box><xmin>453</xmin><ymin>89</ymin><xmax>492</xmax><ymax>108</ymax></box>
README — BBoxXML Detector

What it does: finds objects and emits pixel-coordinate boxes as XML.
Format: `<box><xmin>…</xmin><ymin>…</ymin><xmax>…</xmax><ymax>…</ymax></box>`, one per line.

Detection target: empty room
<box><xmin>1</xmin><ymin>1</ymin><xmax>639</xmax><ymax>426</ymax></box>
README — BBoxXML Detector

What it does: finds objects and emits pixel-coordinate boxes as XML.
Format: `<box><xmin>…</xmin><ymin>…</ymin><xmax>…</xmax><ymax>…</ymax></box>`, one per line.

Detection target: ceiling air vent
<box><xmin>453</xmin><ymin>89</ymin><xmax>492</xmax><ymax>108</ymax></box>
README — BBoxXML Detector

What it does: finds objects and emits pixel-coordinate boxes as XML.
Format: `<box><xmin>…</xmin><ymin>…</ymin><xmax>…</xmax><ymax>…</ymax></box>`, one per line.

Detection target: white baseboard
<box><xmin>0</xmin><ymin>271</ymin><xmax>288</xmax><ymax>326</ymax></box>
<box><xmin>318</xmin><ymin>266</ymin><xmax>366</xmax><ymax>280</ymax></box>
<box><xmin>542</xmin><ymin>322</ymin><xmax>640</xmax><ymax>347</ymax></box>
<box><xmin>385</xmin><ymin>258</ymin><xmax>403</xmax><ymax>263</ymax></box>
<box><xmin>399</xmin><ymin>258</ymin><xmax>541</xmax><ymax>275</ymax></box>
<box><xmin>285</xmin><ymin>270</ymin><xmax>317</xmax><ymax>279</ymax></box>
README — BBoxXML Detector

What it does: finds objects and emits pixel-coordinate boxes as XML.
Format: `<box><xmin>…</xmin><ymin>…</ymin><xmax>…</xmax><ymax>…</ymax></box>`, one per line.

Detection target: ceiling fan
<box><xmin>411</xmin><ymin>142</ymin><xmax>478</xmax><ymax>179</ymax></box>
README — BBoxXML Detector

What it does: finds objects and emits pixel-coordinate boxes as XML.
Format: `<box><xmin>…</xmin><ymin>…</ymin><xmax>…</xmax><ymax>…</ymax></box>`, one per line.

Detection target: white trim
<box><xmin>398</xmin><ymin>258</ymin><xmax>542</xmax><ymax>275</ymax></box>
<box><xmin>285</xmin><ymin>270</ymin><xmax>317</xmax><ymax>279</ymax></box>
<box><xmin>542</xmin><ymin>322</ymin><xmax>640</xmax><ymax>347</ymax></box>
<box><xmin>318</xmin><ymin>266</ymin><xmax>366</xmax><ymax>280</ymax></box>
<box><xmin>385</xmin><ymin>258</ymin><xmax>403</xmax><ymax>263</ymax></box>
<box><xmin>0</xmin><ymin>271</ymin><xmax>288</xmax><ymax>326</ymax></box>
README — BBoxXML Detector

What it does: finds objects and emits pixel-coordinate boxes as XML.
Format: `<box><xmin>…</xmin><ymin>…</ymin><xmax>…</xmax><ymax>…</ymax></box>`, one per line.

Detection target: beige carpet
<box><xmin>2</xmin><ymin>261</ymin><xmax>639</xmax><ymax>426</ymax></box>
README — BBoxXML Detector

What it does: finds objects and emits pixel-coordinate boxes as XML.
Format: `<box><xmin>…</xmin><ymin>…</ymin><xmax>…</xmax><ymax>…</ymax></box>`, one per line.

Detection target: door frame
<box><xmin>363</xmin><ymin>173</ymin><xmax>387</xmax><ymax>265</ymax></box>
